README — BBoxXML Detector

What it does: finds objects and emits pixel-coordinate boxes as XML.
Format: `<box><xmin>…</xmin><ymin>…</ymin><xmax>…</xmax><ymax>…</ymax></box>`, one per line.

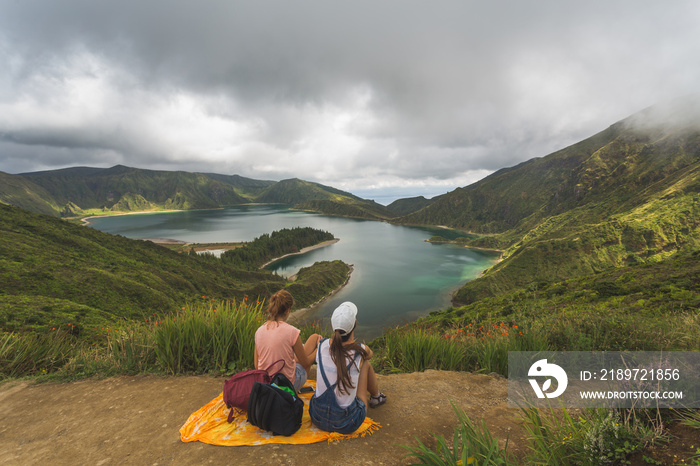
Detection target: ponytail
<box><xmin>329</xmin><ymin>328</ymin><xmax>367</xmax><ymax>395</ymax></box>
<box><xmin>266</xmin><ymin>290</ymin><xmax>294</xmax><ymax>325</ymax></box>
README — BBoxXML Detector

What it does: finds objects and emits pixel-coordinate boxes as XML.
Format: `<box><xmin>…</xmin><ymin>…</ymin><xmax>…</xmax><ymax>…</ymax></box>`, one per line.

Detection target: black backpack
<box><xmin>247</xmin><ymin>372</ymin><xmax>304</xmax><ymax>436</ymax></box>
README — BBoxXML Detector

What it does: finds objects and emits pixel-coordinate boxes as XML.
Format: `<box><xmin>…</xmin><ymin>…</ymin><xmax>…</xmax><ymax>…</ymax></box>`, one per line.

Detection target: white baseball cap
<box><xmin>331</xmin><ymin>302</ymin><xmax>358</xmax><ymax>335</ymax></box>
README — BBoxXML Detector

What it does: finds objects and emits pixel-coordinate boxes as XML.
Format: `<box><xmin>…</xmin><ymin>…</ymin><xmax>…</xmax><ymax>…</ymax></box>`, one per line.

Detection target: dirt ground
<box><xmin>0</xmin><ymin>370</ymin><xmax>528</xmax><ymax>465</ymax></box>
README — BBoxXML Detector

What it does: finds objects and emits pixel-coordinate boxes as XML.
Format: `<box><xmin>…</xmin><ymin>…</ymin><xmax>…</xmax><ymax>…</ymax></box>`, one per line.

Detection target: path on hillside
<box><xmin>0</xmin><ymin>370</ymin><xmax>527</xmax><ymax>465</ymax></box>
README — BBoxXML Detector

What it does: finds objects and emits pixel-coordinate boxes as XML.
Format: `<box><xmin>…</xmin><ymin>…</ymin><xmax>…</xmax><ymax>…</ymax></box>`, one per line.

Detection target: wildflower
<box><xmin>456</xmin><ymin>457</ymin><xmax>476</xmax><ymax>465</ymax></box>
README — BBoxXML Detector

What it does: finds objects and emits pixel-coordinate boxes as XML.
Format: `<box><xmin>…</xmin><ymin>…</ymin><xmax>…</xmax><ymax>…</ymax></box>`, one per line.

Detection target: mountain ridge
<box><xmin>2</xmin><ymin>166</ymin><xmax>399</xmax><ymax>220</ymax></box>
<box><xmin>401</xmin><ymin>101</ymin><xmax>700</xmax><ymax>304</ymax></box>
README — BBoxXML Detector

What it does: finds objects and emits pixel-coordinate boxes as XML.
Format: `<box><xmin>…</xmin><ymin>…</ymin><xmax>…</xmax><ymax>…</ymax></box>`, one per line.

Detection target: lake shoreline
<box><xmin>259</xmin><ymin>238</ymin><xmax>340</xmax><ymax>269</ymax></box>
<box><xmin>288</xmin><ymin>264</ymin><xmax>354</xmax><ymax>324</ymax></box>
<box><xmin>85</xmin><ymin>206</ymin><xmax>497</xmax><ymax>332</ymax></box>
<box><xmin>79</xmin><ymin>209</ymin><xmax>193</xmax><ymax>225</ymax></box>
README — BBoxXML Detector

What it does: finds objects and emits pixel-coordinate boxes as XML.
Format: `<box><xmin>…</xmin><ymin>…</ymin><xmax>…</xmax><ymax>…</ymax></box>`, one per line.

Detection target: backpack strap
<box><xmin>264</xmin><ymin>358</ymin><xmax>285</xmax><ymax>376</ymax></box>
<box><xmin>316</xmin><ymin>339</ymin><xmax>363</xmax><ymax>392</ymax></box>
<box><xmin>317</xmin><ymin>339</ymin><xmax>333</xmax><ymax>390</ymax></box>
<box><xmin>259</xmin><ymin>385</ymin><xmax>276</xmax><ymax>432</ymax></box>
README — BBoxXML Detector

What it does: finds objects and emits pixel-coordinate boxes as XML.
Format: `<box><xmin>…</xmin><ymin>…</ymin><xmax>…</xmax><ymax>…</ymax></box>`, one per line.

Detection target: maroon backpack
<box><xmin>223</xmin><ymin>359</ymin><xmax>285</xmax><ymax>422</ymax></box>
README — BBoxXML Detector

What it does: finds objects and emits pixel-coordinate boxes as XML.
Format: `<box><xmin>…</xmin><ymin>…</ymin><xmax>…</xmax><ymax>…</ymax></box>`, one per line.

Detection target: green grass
<box><xmin>401</xmin><ymin>402</ymin><xmax>517</xmax><ymax>465</ymax></box>
<box><xmin>0</xmin><ymin>331</ymin><xmax>78</xmax><ymax>378</ymax></box>
<box><xmin>0</xmin><ymin>297</ymin><xmax>327</xmax><ymax>381</ymax></box>
<box><xmin>400</xmin><ymin>403</ymin><xmax>677</xmax><ymax>465</ymax></box>
<box><xmin>372</xmin><ymin>322</ymin><xmax>550</xmax><ymax>376</ymax></box>
<box><xmin>153</xmin><ymin>298</ymin><xmax>264</xmax><ymax>375</ymax></box>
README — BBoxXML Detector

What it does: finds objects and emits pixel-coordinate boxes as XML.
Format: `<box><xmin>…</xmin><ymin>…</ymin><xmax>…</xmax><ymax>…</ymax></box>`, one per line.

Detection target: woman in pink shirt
<box><xmin>254</xmin><ymin>290</ymin><xmax>321</xmax><ymax>391</ymax></box>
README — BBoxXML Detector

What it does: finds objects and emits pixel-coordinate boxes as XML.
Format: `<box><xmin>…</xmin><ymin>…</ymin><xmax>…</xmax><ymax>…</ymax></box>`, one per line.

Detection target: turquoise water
<box><xmin>88</xmin><ymin>206</ymin><xmax>499</xmax><ymax>340</ymax></box>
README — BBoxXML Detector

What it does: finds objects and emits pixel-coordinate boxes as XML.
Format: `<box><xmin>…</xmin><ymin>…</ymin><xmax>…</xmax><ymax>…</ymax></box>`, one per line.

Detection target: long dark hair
<box><xmin>266</xmin><ymin>290</ymin><xmax>294</xmax><ymax>325</ymax></box>
<box><xmin>329</xmin><ymin>324</ymin><xmax>368</xmax><ymax>395</ymax></box>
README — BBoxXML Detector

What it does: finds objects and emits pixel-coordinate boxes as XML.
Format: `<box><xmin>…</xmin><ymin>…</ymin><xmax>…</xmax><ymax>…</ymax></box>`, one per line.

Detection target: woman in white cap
<box><xmin>308</xmin><ymin>301</ymin><xmax>386</xmax><ymax>434</ymax></box>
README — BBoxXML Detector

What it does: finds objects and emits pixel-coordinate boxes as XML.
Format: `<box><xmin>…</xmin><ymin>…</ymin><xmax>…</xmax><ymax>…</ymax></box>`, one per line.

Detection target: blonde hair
<box><xmin>266</xmin><ymin>290</ymin><xmax>294</xmax><ymax>322</ymax></box>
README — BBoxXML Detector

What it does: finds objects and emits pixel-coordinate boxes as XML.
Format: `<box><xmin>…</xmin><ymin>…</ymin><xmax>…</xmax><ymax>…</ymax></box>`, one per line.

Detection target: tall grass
<box><xmin>153</xmin><ymin>298</ymin><xmax>265</xmax><ymax>374</ymax></box>
<box><xmin>401</xmin><ymin>401</ymin><xmax>517</xmax><ymax>465</ymax></box>
<box><xmin>1</xmin><ymin>298</ymin><xmax>272</xmax><ymax>379</ymax></box>
<box><xmin>108</xmin><ymin>324</ymin><xmax>158</xmax><ymax>374</ymax></box>
<box><xmin>402</xmin><ymin>402</ymin><xmax>670</xmax><ymax>465</ymax></box>
<box><xmin>373</xmin><ymin>322</ymin><xmax>550</xmax><ymax>376</ymax></box>
<box><xmin>0</xmin><ymin>331</ymin><xmax>77</xmax><ymax>378</ymax></box>
<box><xmin>528</xmin><ymin>310</ymin><xmax>700</xmax><ymax>351</ymax></box>
<box><xmin>519</xmin><ymin>406</ymin><xmax>666</xmax><ymax>465</ymax></box>
<box><xmin>380</xmin><ymin>328</ymin><xmax>468</xmax><ymax>373</ymax></box>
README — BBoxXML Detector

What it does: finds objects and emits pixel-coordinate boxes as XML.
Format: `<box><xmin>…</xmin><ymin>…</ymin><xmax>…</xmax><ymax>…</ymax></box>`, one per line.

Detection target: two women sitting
<box><xmin>254</xmin><ymin>290</ymin><xmax>387</xmax><ymax>434</ymax></box>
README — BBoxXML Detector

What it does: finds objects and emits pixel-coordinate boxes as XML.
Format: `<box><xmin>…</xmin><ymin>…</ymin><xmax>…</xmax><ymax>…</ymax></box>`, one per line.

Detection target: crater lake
<box><xmin>87</xmin><ymin>205</ymin><xmax>500</xmax><ymax>340</ymax></box>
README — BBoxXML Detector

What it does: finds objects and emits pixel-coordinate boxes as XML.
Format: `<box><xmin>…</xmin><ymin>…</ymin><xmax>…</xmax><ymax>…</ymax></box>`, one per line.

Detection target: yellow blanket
<box><xmin>180</xmin><ymin>381</ymin><xmax>381</xmax><ymax>446</ymax></box>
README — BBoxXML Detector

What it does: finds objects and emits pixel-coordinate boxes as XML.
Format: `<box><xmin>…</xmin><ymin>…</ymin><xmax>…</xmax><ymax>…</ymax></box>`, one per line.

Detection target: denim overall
<box><xmin>308</xmin><ymin>339</ymin><xmax>367</xmax><ymax>434</ymax></box>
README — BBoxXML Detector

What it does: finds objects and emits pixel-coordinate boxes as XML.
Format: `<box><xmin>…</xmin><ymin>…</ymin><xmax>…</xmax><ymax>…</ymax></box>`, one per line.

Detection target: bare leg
<box><xmin>357</xmin><ymin>359</ymin><xmax>379</xmax><ymax>407</ymax></box>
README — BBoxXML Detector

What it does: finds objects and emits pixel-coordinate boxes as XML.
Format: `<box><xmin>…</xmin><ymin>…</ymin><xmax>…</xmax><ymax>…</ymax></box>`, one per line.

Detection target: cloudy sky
<box><xmin>1</xmin><ymin>1</ymin><xmax>699</xmax><ymax>203</ymax></box>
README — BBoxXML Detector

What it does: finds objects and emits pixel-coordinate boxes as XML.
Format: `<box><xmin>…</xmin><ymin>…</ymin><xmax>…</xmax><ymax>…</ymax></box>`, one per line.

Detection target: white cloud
<box><xmin>1</xmin><ymin>1</ymin><xmax>699</xmax><ymax>198</ymax></box>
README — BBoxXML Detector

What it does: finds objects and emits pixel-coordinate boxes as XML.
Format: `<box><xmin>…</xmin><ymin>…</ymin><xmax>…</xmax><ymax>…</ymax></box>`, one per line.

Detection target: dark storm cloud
<box><xmin>1</xmin><ymin>0</ymin><xmax>699</xmax><ymax>196</ymax></box>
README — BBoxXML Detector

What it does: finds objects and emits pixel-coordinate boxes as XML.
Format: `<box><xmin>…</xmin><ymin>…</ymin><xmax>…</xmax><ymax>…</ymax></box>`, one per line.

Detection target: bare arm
<box><xmin>304</xmin><ymin>333</ymin><xmax>322</xmax><ymax>361</ymax></box>
<box><xmin>293</xmin><ymin>336</ymin><xmax>312</xmax><ymax>373</ymax></box>
<box><xmin>363</xmin><ymin>344</ymin><xmax>373</xmax><ymax>360</ymax></box>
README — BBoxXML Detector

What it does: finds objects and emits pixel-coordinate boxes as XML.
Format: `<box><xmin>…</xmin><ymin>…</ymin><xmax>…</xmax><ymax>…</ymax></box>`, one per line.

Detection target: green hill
<box><xmin>4</xmin><ymin>167</ymin><xmax>390</xmax><ymax>220</ymax></box>
<box><xmin>386</xmin><ymin>195</ymin><xmax>436</xmax><ymax>217</ymax></box>
<box><xmin>251</xmin><ymin>178</ymin><xmax>395</xmax><ymax>220</ymax></box>
<box><xmin>396</xmin><ymin>99</ymin><xmax>700</xmax><ymax>303</ymax></box>
<box><xmin>295</xmin><ymin>198</ymin><xmax>395</xmax><ymax>220</ymax></box>
<box><xmin>390</xmin><ymin>250</ymin><xmax>700</xmax><ymax>353</ymax></box>
<box><xmin>198</xmin><ymin>173</ymin><xmax>277</xmax><ymax>200</ymax></box>
<box><xmin>0</xmin><ymin>171</ymin><xmax>61</xmax><ymax>216</ymax></box>
<box><xmin>20</xmin><ymin>165</ymin><xmax>249</xmax><ymax>215</ymax></box>
<box><xmin>0</xmin><ymin>203</ymin><xmax>291</xmax><ymax>339</ymax></box>
<box><xmin>254</xmin><ymin>178</ymin><xmax>360</xmax><ymax>205</ymax></box>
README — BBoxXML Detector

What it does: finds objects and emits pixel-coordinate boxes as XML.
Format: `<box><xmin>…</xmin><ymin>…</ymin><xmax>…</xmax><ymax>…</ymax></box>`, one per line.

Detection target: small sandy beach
<box><xmin>80</xmin><ymin>209</ymin><xmax>190</xmax><ymax>225</ymax></box>
<box><xmin>259</xmin><ymin>238</ymin><xmax>340</xmax><ymax>269</ymax></box>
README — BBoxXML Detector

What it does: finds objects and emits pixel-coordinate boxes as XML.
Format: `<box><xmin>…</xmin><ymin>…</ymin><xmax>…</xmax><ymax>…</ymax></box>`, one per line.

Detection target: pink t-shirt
<box><xmin>255</xmin><ymin>321</ymin><xmax>300</xmax><ymax>384</ymax></box>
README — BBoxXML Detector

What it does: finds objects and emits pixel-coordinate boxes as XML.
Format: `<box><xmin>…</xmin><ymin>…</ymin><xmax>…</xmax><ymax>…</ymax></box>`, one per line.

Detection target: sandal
<box><xmin>369</xmin><ymin>392</ymin><xmax>387</xmax><ymax>408</ymax></box>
